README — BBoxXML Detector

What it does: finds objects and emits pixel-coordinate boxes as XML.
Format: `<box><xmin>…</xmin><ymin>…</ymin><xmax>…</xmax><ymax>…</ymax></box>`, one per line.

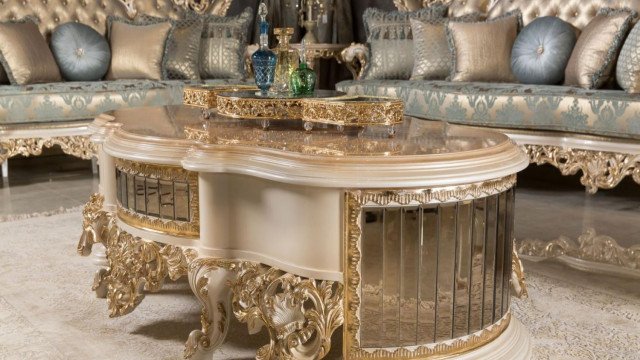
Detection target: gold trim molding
<box><xmin>183</xmin><ymin>85</ymin><xmax>258</xmax><ymax>109</ymax></box>
<box><xmin>217</xmin><ymin>93</ymin><xmax>304</xmax><ymax>120</ymax></box>
<box><xmin>518</xmin><ymin>228</ymin><xmax>640</xmax><ymax>272</ymax></box>
<box><xmin>301</xmin><ymin>96</ymin><xmax>404</xmax><ymax>127</ymax></box>
<box><xmin>524</xmin><ymin>144</ymin><xmax>640</xmax><ymax>194</ymax></box>
<box><xmin>114</xmin><ymin>159</ymin><xmax>200</xmax><ymax>238</ymax></box>
<box><xmin>0</xmin><ymin>136</ymin><xmax>96</xmax><ymax>162</ymax></box>
<box><xmin>344</xmin><ymin>176</ymin><xmax>517</xmax><ymax>359</ymax></box>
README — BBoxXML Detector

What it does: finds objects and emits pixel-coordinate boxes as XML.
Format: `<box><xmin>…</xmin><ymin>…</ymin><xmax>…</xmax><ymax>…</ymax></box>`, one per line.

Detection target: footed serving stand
<box><xmin>78</xmin><ymin>101</ymin><xmax>532</xmax><ymax>359</ymax></box>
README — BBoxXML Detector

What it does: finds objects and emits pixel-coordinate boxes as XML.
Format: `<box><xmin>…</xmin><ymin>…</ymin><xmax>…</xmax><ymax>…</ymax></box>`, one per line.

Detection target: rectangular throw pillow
<box><xmin>565</xmin><ymin>8</ymin><xmax>636</xmax><ymax>89</ymax></box>
<box><xmin>362</xmin><ymin>5</ymin><xmax>448</xmax><ymax>80</ymax></box>
<box><xmin>199</xmin><ymin>7</ymin><xmax>253</xmax><ymax>80</ymax></box>
<box><xmin>0</xmin><ymin>18</ymin><xmax>62</xmax><ymax>85</ymax></box>
<box><xmin>106</xmin><ymin>17</ymin><xmax>173</xmax><ymax>80</ymax></box>
<box><xmin>446</xmin><ymin>11</ymin><xmax>521</xmax><ymax>82</ymax></box>
<box><xmin>410</xmin><ymin>13</ymin><xmax>483</xmax><ymax>80</ymax></box>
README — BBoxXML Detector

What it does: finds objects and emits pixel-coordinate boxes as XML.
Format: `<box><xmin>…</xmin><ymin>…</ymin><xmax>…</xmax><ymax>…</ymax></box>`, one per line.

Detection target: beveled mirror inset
<box><xmin>357</xmin><ymin>189</ymin><xmax>514</xmax><ymax>352</ymax></box>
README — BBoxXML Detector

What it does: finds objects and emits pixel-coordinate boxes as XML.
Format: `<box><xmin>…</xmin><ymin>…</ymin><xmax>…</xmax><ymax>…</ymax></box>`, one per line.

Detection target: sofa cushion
<box><xmin>447</xmin><ymin>11</ymin><xmax>521</xmax><ymax>82</ymax></box>
<box><xmin>336</xmin><ymin>79</ymin><xmax>640</xmax><ymax>140</ymax></box>
<box><xmin>105</xmin><ymin>17</ymin><xmax>173</xmax><ymax>81</ymax></box>
<box><xmin>51</xmin><ymin>23</ymin><xmax>111</xmax><ymax>82</ymax></box>
<box><xmin>0</xmin><ymin>18</ymin><xmax>62</xmax><ymax>85</ymax></box>
<box><xmin>564</xmin><ymin>8</ymin><xmax>636</xmax><ymax>89</ymax></box>
<box><xmin>617</xmin><ymin>21</ymin><xmax>640</xmax><ymax>93</ymax></box>
<box><xmin>362</xmin><ymin>6</ymin><xmax>448</xmax><ymax>80</ymax></box>
<box><xmin>0</xmin><ymin>79</ymin><xmax>251</xmax><ymax>125</ymax></box>
<box><xmin>511</xmin><ymin>16</ymin><xmax>577</xmax><ymax>85</ymax></box>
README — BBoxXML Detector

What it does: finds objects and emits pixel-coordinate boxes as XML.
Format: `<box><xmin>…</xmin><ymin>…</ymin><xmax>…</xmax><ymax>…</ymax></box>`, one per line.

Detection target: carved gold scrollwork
<box><xmin>518</xmin><ymin>228</ymin><xmax>640</xmax><ymax>273</ymax></box>
<box><xmin>0</xmin><ymin>136</ymin><xmax>97</xmax><ymax>163</ymax></box>
<box><xmin>104</xmin><ymin>225</ymin><xmax>197</xmax><ymax>317</ymax></box>
<box><xmin>511</xmin><ymin>243</ymin><xmax>528</xmax><ymax>298</ymax></box>
<box><xmin>524</xmin><ymin>144</ymin><xmax>640</xmax><ymax>194</ymax></box>
<box><xmin>231</xmin><ymin>262</ymin><xmax>344</xmax><ymax>360</ymax></box>
<box><xmin>77</xmin><ymin>193</ymin><xmax>111</xmax><ymax>257</ymax></box>
<box><xmin>340</xmin><ymin>43</ymin><xmax>369</xmax><ymax>80</ymax></box>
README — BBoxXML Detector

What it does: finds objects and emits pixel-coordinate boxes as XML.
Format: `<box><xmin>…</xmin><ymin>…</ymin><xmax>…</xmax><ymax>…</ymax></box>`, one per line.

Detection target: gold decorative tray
<box><xmin>216</xmin><ymin>90</ymin><xmax>343</xmax><ymax>121</ymax></box>
<box><xmin>183</xmin><ymin>85</ymin><xmax>257</xmax><ymax>109</ymax></box>
<box><xmin>301</xmin><ymin>95</ymin><xmax>404</xmax><ymax>127</ymax></box>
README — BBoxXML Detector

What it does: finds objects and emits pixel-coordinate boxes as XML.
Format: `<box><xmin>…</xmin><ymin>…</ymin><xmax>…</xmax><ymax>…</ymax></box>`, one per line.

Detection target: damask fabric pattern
<box><xmin>336</xmin><ymin>79</ymin><xmax>640</xmax><ymax>140</ymax></box>
<box><xmin>410</xmin><ymin>13</ymin><xmax>482</xmax><ymax>80</ymax></box>
<box><xmin>199</xmin><ymin>7</ymin><xmax>253</xmax><ymax>80</ymax></box>
<box><xmin>0</xmin><ymin>79</ymin><xmax>251</xmax><ymax>125</ymax></box>
<box><xmin>362</xmin><ymin>6</ymin><xmax>448</xmax><ymax>80</ymax></box>
<box><xmin>616</xmin><ymin>22</ymin><xmax>640</xmax><ymax>93</ymax></box>
<box><xmin>564</xmin><ymin>8</ymin><xmax>637</xmax><ymax>89</ymax></box>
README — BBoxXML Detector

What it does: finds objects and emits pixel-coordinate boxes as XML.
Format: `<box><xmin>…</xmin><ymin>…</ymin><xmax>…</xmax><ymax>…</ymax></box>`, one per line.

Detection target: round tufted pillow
<box><xmin>511</xmin><ymin>16</ymin><xmax>577</xmax><ymax>85</ymax></box>
<box><xmin>51</xmin><ymin>23</ymin><xmax>111</xmax><ymax>81</ymax></box>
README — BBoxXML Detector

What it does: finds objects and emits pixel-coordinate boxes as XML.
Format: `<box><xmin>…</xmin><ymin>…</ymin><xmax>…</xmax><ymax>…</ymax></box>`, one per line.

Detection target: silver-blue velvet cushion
<box><xmin>51</xmin><ymin>23</ymin><xmax>111</xmax><ymax>81</ymax></box>
<box><xmin>511</xmin><ymin>16</ymin><xmax>577</xmax><ymax>85</ymax></box>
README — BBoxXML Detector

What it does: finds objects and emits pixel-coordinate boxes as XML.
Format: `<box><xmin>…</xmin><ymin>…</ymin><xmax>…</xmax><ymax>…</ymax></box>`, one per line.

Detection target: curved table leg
<box><xmin>184</xmin><ymin>258</ymin><xmax>237</xmax><ymax>359</ymax></box>
<box><xmin>77</xmin><ymin>193</ymin><xmax>112</xmax><ymax>298</ymax></box>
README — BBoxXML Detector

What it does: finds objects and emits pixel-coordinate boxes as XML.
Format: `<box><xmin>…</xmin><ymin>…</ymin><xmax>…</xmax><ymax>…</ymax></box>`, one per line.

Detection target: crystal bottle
<box><xmin>251</xmin><ymin>2</ymin><xmax>277</xmax><ymax>96</ymax></box>
<box><xmin>290</xmin><ymin>40</ymin><xmax>316</xmax><ymax>96</ymax></box>
<box><xmin>272</xmin><ymin>27</ymin><xmax>299</xmax><ymax>94</ymax></box>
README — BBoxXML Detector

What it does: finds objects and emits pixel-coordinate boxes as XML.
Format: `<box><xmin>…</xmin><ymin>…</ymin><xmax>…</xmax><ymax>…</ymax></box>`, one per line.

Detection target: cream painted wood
<box><xmin>198</xmin><ymin>173</ymin><xmax>343</xmax><ymax>281</ymax></box>
<box><xmin>1</xmin><ymin>159</ymin><xmax>7</xmax><ymax>179</ymax></box>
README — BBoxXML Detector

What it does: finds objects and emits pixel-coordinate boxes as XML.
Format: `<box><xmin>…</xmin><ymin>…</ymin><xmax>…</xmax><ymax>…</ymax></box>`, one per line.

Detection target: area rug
<box><xmin>0</xmin><ymin>212</ymin><xmax>638</xmax><ymax>360</ymax></box>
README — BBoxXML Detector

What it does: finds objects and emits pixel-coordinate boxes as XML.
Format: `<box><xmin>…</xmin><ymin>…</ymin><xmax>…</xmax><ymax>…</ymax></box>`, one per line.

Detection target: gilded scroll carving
<box><xmin>524</xmin><ymin>144</ymin><xmax>640</xmax><ymax>194</ymax></box>
<box><xmin>340</xmin><ymin>43</ymin><xmax>369</xmax><ymax>80</ymax></box>
<box><xmin>231</xmin><ymin>262</ymin><xmax>344</xmax><ymax>360</ymax></box>
<box><xmin>0</xmin><ymin>136</ymin><xmax>96</xmax><ymax>162</ymax></box>
<box><xmin>77</xmin><ymin>193</ymin><xmax>111</xmax><ymax>257</ymax></box>
<box><xmin>511</xmin><ymin>243</ymin><xmax>528</xmax><ymax>298</ymax></box>
<box><xmin>518</xmin><ymin>228</ymin><xmax>640</xmax><ymax>272</ymax></box>
<box><xmin>104</xmin><ymin>225</ymin><xmax>197</xmax><ymax>317</ymax></box>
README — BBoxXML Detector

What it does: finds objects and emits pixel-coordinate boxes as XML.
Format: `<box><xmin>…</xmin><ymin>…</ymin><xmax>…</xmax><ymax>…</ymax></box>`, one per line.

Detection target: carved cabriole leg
<box><xmin>184</xmin><ymin>258</ymin><xmax>238</xmax><ymax>360</ymax></box>
<box><xmin>77</xmin><ymin>193</ymin><xmax>113</xmax><ymax>298</ymax></box>
<box><xmin>523</xmin><ymin>144</ymin><xmax>640</xmax><ymax>194</ymax></box>
<box><xmin>104</xmin><ymin>224</ymin><xmax>197</xmax><ymax>317</ymax></box>
<box><xmin>231</xmin><ymin>262</ymin><xmax>344</xmax><ymax>360</ymax></box>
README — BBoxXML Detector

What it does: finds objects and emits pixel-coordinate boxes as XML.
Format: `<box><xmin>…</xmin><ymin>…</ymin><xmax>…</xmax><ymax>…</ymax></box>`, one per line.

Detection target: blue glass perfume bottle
<box><xmin>252</xmin><ymin>2</ymin><xmax>277</xmax><ymax>96</ymax></box>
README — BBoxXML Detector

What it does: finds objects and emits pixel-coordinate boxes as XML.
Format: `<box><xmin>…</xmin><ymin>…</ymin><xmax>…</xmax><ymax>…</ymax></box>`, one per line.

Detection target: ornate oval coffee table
<box><xmin>79</xmin><ymin>105</ymin><xmax>531</xmax><ymax>360</ymax></box>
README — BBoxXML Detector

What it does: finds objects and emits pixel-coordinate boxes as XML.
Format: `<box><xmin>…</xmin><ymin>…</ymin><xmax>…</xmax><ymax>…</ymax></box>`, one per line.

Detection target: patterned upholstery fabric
<box><xmin>362</xmin><ymin>6</ymin><xmax>448</xmax><ymax>80</ymax></box>
<box><xmin>487</xmin><ymin>0</ymin><xmax>637</xmax><ymax>29</ymax></box>
<box><xmin>395</xmin><ymin>0</ymin><xmax>494</xmax><ymax>17</ymax></box>
<box><xmin>617</xmin><ymin>21</ymin><xmax>640</xmax><ymax>92</ymax></box>
<box><xmin>410</xmin><ymin>13</ymin><xmax>482</xmax><ymax>80</ymax></box>
<box><xmin>0</xmin><ymin>79</ymin><xmax>251</xmax><ymax>125</ymax></box>
<box><xmin>199</xmin><ymin>7</ymin><xmax>253</xmax><ymax>80</ymax></box>
<box><xmin>336</xmin><ymin>79</ymin><xmax>640</xmax><ymax>140</ymax></box>
<box><xmin>164</xmin><ymin>17</ymin><xmax>204</xmax><ymax>80</ymax></box>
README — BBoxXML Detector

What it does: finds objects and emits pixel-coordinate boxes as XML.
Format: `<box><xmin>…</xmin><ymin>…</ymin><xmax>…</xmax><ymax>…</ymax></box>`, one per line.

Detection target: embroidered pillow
<box><xmin>51</xmin><ymin>23</ymin><xmax>111</xmax><ymax>81</ymax></box>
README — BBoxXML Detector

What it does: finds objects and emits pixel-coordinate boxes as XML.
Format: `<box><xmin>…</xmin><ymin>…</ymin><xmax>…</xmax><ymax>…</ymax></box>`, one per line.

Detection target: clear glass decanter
<box><xmin>251</xmin><ymin>2</ymin><xmax>277</xmax><ymax>96</ymax></box>
<box><xmin>290</xmin><ymin>40</ymin><xmax>316</xmax><ymax>96</ymax></box>
<box><xmin>272</xmin><ymin>27</ymin><xmax>299</xmax><ymax>94</ymax></box>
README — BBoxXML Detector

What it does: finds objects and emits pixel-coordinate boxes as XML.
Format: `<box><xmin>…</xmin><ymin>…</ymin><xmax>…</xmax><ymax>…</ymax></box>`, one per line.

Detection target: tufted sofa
<box><xmin>0</xmin><ymin>0</ymin><xmax>248</xmax><ymax>178</ymax></box>
<box><xmin>338</xmin><ymin>0</ymin><xmax>640</xmax><ymax>194</ymax></box>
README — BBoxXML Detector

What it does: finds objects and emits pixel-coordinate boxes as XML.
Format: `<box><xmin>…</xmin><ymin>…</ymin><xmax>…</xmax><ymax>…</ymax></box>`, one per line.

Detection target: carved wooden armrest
<box><xmin>340</xmin><ymin>43</ymin><xmax>369</xmax><ymax>80</ymax></box>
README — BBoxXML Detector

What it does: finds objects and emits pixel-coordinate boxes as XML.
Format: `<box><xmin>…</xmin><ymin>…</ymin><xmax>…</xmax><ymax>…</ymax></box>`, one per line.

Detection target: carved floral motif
<box><xmin>0</xmin><ymin>136</ymin><xmax>96</xmax><ymax>162</ymax></box>
<box><xmin>524</xmin><ymin>144</ymin><xmax>640</xmax><ymax>194</ymax></box>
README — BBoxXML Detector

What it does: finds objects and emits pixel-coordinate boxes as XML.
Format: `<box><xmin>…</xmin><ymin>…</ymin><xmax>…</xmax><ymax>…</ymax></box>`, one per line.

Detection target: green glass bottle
<box><xmin>290</xmin><ymin>40</ymin><xmax>316</xmax><ymax>96</ymax></box>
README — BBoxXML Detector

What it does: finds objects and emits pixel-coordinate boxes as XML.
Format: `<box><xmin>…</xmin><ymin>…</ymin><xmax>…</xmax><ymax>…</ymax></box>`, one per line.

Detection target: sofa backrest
<box><xmin>0</xmin><ymin>0</ymin><xmax>231</xmax><ymax>38</ymax></box>
<box><xmin>394</xmin><ymin>0</ymin><xmax>495</xmax><ymax>17</ymax></box>
<box><xmin>487</xmin><ymin>0</ymin><xmax>639</xmax><ymax>29</ymax></box>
